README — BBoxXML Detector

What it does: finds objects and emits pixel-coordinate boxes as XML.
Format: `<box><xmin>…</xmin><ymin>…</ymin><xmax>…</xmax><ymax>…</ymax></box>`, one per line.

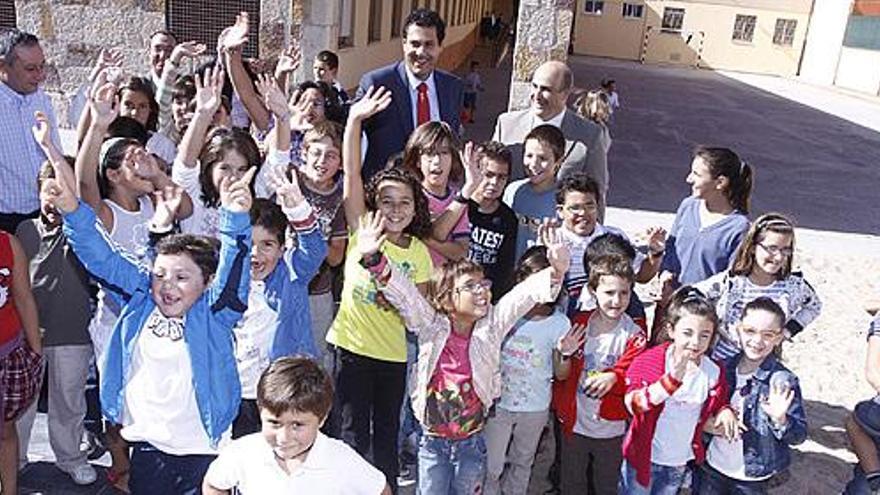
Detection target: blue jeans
<box><xmin>418</xmin><ymin>433</ymin><xmax>486</xmax><ymax>494</ymax></box>
<box><xmin>128</xmin><ymin>442</ymin><xmax>216</xmax><ymax>495</ymax></box>
<box><xmin>618</xmin><ymin>460</ymin><xmax>688</xmax><ymax>495</ymax></box>
<box><xmin>695</xmin><ymin>463</ymin><xmax>768</xmax><ymax>494</ymax></box>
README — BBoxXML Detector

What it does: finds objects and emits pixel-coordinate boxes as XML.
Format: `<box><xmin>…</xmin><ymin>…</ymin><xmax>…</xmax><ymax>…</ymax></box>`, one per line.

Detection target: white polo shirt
<box><xmin>204</xmin><ymin>431</ymin><xmax>386</xmax><ymax>494</ymax></box>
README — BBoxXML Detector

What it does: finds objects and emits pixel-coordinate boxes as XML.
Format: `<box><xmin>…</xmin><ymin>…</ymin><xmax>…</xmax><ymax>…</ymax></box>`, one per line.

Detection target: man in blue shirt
<box><xmin>0</xmin><ymin>29</ymin><xmax>60</xmax><ymax>234</ymax></box>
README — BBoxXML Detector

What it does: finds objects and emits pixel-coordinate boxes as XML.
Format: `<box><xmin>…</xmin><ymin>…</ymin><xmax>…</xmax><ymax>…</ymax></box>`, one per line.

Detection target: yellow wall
<box><xmin>573</xmin><ymin>0</ymin><xmax>646</xmax><ymax>60</ymax></box>
<box><xmin>572</xmin><ymin>0</ymin><xmax>811</xmax><ymax>77</ymax></box>
<box><xmin>336</xmin><ymin>0</ymin><xmax>488</xmax><ymax>90</ymax></box>
<box><xmin>643</xmin><ymin>1</ymin><xmax>809</xmax><ymax>75</ymax></box>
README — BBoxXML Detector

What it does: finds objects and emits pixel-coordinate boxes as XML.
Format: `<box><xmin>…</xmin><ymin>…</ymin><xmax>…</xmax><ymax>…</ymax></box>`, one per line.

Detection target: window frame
<box><xmin>368</xmin><ymin>0</ymin><xmax>383</xmax><ymax>44</ymax></box>
<box><xmin>661</xmin><ymin>7</ymin><xmax>685</xmax><ymax>33</ymax></box>
<box><xmin>584</xmin><ymin>1</ymin><xmax>605</xmax><ymax>15</ymax></box>
<box><xmin>621</xmin><ymin>3</ymin><xmax>644</xmax><ymax>19</ymax></box>
<box><xmin>732</xmin><ymin>14</ymin><xmax>757</xmax><ymax>43</ymax></box>
<box><xmin>773</xmin><ymin>18</ymin><xmax>797</xmax><ymax>46</ymax></box>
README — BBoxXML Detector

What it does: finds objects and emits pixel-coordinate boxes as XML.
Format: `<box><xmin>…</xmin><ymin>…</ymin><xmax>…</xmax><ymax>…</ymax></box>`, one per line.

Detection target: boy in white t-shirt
<box><xmin>202</xmin><ymin>357</ymin><xmax>390</xmax><ymax>495</ymax></box>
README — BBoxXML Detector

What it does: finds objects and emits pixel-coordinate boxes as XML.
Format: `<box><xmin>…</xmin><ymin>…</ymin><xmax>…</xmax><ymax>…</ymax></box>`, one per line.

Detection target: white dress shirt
<box><xmin>404</xmin><ymin>67</ymin><xmax>441</xmax><ymax>128</ymax></box>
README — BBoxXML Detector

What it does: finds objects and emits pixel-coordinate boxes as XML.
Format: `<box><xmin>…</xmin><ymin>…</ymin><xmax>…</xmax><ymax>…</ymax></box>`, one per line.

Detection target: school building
<box><xmin>571</xmin><ymin>0</ymin><xmax>813</xmax><ymax>76</ymax></box>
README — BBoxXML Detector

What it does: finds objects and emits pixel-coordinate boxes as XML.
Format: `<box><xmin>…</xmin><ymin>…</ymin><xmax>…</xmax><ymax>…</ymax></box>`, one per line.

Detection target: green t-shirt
<box><xmin>326</xmin><ymin>234</ymin><xmax>433</xmax><ymax>362</ymax></box>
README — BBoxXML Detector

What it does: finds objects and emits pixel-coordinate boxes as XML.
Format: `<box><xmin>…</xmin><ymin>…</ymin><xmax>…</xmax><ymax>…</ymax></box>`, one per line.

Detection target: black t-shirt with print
<box><xmin>467</xmin><ymin>200</ymin><xmax>517</xmax><ymax>303</ymax></box>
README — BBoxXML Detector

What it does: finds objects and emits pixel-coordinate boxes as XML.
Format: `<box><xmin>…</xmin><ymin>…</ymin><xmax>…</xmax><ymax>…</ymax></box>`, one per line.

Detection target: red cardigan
<box><xmin>551</xmin><ymin>310</ymin><xmax>647</xmax><ymax>437</ymax></box>
<box><xmin>621</xmin><ymin>342</ymin><xmax>730</xmax><ymax>487</ymax></box>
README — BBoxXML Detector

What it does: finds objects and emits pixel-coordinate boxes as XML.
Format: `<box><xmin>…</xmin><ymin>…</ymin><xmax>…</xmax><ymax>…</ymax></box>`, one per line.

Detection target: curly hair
<box><xmin>364</xmin><ymin>167</ymin><xmax>432</xmax><ymax>240</ymax></box>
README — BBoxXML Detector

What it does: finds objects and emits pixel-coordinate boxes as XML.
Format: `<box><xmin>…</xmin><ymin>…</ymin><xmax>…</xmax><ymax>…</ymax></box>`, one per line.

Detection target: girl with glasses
<box><xmin>694</xmin><ymin>213</ymin><xmax>822</xmax><ymax>360</ymax></box>
<box><xmin>355</xmin><ymin>215</ymin><xmax>569</xmax><ymax>494</ymax></box>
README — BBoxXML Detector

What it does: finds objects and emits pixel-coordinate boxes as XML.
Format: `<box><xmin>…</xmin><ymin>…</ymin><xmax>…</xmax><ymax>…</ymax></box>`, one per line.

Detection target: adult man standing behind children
<box><xmin>493</xmin><ymin>61</ymin><xmax>608</xmax><ymax>220</ymax></box>
<box><xmin>356</xmin><ymin>8</ymin><xmax>464</xmax><ymax>179</ymax></box>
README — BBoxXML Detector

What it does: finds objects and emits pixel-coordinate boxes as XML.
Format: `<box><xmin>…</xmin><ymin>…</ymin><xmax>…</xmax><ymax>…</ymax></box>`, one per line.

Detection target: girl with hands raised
<box><xmin>173</xmin><ymin>65</ymin><xmax>261</xmax><ymax>238</ymax></box>
<box><xmin>327</xmin><ymin>84</ymin><xmax>434</xmax><ymax>490</ymax></box>
<box><xmin>356</xmin><ymin>203</ymin><xmax>568</xmax><ymax>494</ymax></box>
<box><xmin>620</xmin><ymin>287</ymin><xmax>732</xmax><ymax>494</ymax></box>
<box><xmin>698</xmin><ymin>298</ymin><xmax>806</xmax><ymax>493</ymax></box>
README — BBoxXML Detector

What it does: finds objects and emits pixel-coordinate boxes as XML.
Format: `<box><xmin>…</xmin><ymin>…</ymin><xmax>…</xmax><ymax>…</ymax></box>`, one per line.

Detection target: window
<box><xmin>732</xmin><ymin>14</ymin><xmax>756</xmax><ymax>42</ymax></box>
<box><xmin>391</xmin><ymin>0</ymin><xmax>403</xmax><ymax>37</ymax></box>
<box><xmin>844</xmin><ymin>15</ymin><xmax>880</xmax><ymax>51</ymax></box>
<box><xmin>584</xmin><ymin>1</ymin><xmax>604</xmax><ymax>15</ymax></box>
<box><xmin>0</xmin><ymin>0</ymin><xmax>14</xmax><ymax>29</ymax></box>
<box><xmin>337</xmin><ymin>0</ymin><xmax>354</xmax><ymax>48</ymax></box>
<box><xmin>661</xmin><ymin>7</ymin><xmax>685</xmax><ymax>33</ymax></box>
<box><xmin>622</xmin><ymin>3</ymin><xmax>643</xmax><ymax>19</ymax></box>
<box><xmin>368</xmin><ymin>0</ymin><xmax>383</xmax><ymax>43</ymax></box>
<box><xmin>166</xmin><ymin>0</ymin><xmax>260</xmax><ymax>58</ymax></box>
<box><xmin>444</xmin><ymin>0</ymin><xmax>452</xmax><ymax>26</ymax></box>
<box><xmin>773</xmin><ymin>18</ymin><xmax>797</xmax><ymax>46</ymax></box>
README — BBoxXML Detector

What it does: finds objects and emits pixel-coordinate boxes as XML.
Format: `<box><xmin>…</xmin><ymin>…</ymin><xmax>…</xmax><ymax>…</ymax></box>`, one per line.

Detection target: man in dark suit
<box><xmin>356</xmin><ymin>8</ymin><xmax>464</xmax><ymax>179</ymax></box>
<box><xmin>493</xmin><ymin>61</ymin><xmax>609</xmax><ymax>220</ymax></box>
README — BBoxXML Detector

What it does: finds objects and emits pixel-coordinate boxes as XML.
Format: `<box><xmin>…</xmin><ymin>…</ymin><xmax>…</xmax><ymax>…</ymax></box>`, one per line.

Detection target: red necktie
<box><xmin>416</xmin><ymin>82</ymin><xmax>431</xmax><ymax>126</ymax></box>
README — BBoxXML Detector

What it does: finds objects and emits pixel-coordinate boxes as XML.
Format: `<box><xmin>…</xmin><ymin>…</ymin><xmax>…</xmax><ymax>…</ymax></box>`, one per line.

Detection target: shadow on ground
<box><xmin>569</xmin><ymin>56</ymin><xmax>880</xmax><ymax>235</ymax></box>
<box><xmin>19</xmin><ymin>461</ymin><xmax>124</xmax><ymax>495</ymax></box>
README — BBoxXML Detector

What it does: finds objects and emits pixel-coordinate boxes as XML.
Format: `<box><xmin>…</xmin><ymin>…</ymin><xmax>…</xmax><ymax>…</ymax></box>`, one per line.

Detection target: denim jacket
<box><xmin>720</xmin><ymin>353</ymin><xmax>808</xmax><ymax>478</ymax></box>
<box><xmin>64</xmin><ymin>203</ymin><xmax>250</xmax><ymax>447</ymax></box>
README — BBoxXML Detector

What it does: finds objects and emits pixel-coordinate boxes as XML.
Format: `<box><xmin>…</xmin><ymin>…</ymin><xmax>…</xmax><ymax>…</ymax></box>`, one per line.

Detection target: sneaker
<box><xmin>63</xmin><ymin>463</ymin><xmax>97</xmax><ymax>485</ymax></box>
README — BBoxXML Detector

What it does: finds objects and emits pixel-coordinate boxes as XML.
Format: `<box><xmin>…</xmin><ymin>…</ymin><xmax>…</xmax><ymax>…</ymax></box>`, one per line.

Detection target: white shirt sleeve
<box><xmin>203</xmin><ymin>443</ymin><xmax>243</xmax><ymax>491</ymax></box>
<box><xmin>337</xmin><ymin>442</ymin><xmax>387</xmax><ymax>494</ymax></box>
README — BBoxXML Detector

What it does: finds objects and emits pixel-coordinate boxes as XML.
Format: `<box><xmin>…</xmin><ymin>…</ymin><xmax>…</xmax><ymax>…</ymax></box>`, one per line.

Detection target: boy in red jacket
<box><xmin>552</xmin><ymin>255</ymin><xmax>646</xmax><ymax>494</ymax></box>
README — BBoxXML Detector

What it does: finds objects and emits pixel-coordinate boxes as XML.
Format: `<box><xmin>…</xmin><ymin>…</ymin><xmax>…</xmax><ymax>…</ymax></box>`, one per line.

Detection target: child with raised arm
<box><xmin>484</xmin><ymin>246</ymin><xmax>578</xmax><ymax>495</ymax></box>
<box><xmin>325</xmin><ymin>86</ymin><xmax>435</xmax><ymax>491</ymax></box>
<box><xmin>699</xmin><ymin>298</ymin><xmax>807</xmax><ymax>493</ymax></box>
<box><xmin>203</xmin><ymin>356</ymin><xmax>390</xmax><ymax>494</ymax></box>
<box><xmin>358</xmin><ymin>213</ymin><xmax>569</xmax><ymax>493</ymax></box>
<box><xmin>254</xmin><ymin>76</ymin><xmax>347</xmax><ymax>358</ymax></box>
<box><xmin>228</xmin><ymin>168</ymin><xmax>327</xmax><ymax>438</ymax></box>
<box><xmin>43</xmin><ymin>141</ymin><xmax>255</xmax><ymax>494</ymax></box>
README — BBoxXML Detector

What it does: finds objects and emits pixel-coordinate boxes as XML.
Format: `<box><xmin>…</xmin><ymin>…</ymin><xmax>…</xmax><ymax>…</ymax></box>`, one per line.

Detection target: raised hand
<box><xmin>89</xmin><ymin>48</ymin><xmax>124</xmax><ymax>83</ymax></box>
<box><xmin>31</xmin><ymin>111</ymin><xmax>55</xmax><ymax>153</ymax></box>
<box><xmin>268</xmin><ymin>167</ymin><xmax>305</xmax><ymax>210</ymax></box>
<box><xmin>275</xmin><ymin>44</ymin><xmax>301</xmax><ymax>76</ymax></box>
<box><xmin>761</xmin><ymin>381</ymin><xmax>795</xmax><ymax>426</ymax></box>
<box><xmin>287</xmin><ymin>91</ymin><xmax>313</xmax><ymax>132</ymax></box>
<box><xmin>539</xmin><ymin>220</ymin><xmax>570</xmax><ymax>278</ymax></box>
<box><xmin>90</xmin><ymin>82</ymin><xmax>119</xmax><ymax>129</ymax></box>
<box><xmin>219</xmin><ymin>11</ymin><xmax>249</xmax><ymax>52</ymax></box>
<box><xmin>170</xmin><ymin>41</ymin><xmax>208</xmax><ymax>66</ymax></box>
<box><xmin>256</xmin><ymin>73</ymin><xmax>289</xmax><ymax>118</ymax></box>
<box><xmin>459</xmin><ymin>141</ymin><xmax>483</xmax><ymax>200</ymax></box>
<box><xmin>128</xmin><ymin>148</ymin><xmax>160</xmax><ymax>183</ymax></box>
<box><xmin>645</xmin><ymin>226</ymin><xmax>667</xmax><ymax>256</ymax></box>
<box><xmin>357</xmin><ymin>211</ymin><xmax>387</xmax><ymax>258</ymax></box>
<box><xmin>151</xmin><ymin>185</ymin><xmax>186</xmax><ymax>230</ymax></box>
<box><xmin>219</xmin><ymin>167</ymin><xmax>257</xmax><ymax>213</ymax></box>
<box><xmin>349</xmin><ymin>86</ymin><xmax>392</xmax><ymax>122</ymax></box>
<box><xmin>557</xmin><ymin>323</ymin><xmax>587</xmax><ymax>357</ymax></box>
<box><xmin>194</xmin><ymin>64</ymin><xmax>224</xmax><ymax>115</ymax></box>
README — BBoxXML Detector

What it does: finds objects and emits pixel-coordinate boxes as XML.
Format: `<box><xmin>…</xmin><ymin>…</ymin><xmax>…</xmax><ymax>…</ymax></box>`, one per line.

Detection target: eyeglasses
<box><xmin>563</xmin><ymin>203</ymin><xmax>598</xmax><ymax>215</ymax></box>
<box><xmin>757</xmin><ymin>243</ymin><xmax>793</xmax><ymax>257</ymax></box>
<box><xmin>455</xmin><ymin>279</ymin><xmax>493</xmax><ymax>294</ymax></box>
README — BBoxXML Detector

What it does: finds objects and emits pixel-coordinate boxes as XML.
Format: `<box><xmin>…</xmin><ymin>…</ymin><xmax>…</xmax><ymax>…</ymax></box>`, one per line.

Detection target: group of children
<box><xmin>0</xmin><ymin>11</ymin><xmax>846</xmax><ymax>495</ymax></box>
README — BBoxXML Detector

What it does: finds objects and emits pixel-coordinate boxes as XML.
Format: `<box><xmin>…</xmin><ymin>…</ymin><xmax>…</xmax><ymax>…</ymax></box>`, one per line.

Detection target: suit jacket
<box><xmin>492</xmin><ymin>109</ymin><xmax>609</xmax><ymax>219</ymax></box>
<box><xmin>357</xmin><ymin>62</ymin><xmax>464</xmax><ymax>179</ymax></box>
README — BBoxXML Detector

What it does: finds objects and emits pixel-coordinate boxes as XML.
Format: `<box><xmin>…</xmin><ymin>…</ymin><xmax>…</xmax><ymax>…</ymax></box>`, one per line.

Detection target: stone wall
<box><xmin>14</xmin><ymin>0</ymin><xmax>297</xmax><ymax>128</ymax></box>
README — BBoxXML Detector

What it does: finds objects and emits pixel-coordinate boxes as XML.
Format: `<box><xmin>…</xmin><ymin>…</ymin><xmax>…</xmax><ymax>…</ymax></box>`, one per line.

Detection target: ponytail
<box><xmin>694</xmin><ymin>146</ymin><xmax>753</xmax><ymax>214</ymax></box>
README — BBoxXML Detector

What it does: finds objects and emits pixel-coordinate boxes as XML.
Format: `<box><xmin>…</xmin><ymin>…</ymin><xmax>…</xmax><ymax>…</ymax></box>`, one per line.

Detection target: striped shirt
<box><xmin>0</xmin><ymin>82</ymin><xmax>60</xmax><ymax>214</ymax></box>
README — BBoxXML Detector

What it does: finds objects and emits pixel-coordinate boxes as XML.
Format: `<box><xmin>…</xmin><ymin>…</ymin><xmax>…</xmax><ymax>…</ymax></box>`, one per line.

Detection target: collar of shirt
<box><xmin>0</xmin><ymin>81</ymin><xmax>30</xmax><ymax>105</ymax></box>
<box><xmin>404</xmin><ymin>66</ymin><xmax>440</xmax><ymax>126</ymax></box>
<box><xmin>531</xmin><ymin>108</ymin><xmax>566</xmax><ymax>130</ymax></box>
